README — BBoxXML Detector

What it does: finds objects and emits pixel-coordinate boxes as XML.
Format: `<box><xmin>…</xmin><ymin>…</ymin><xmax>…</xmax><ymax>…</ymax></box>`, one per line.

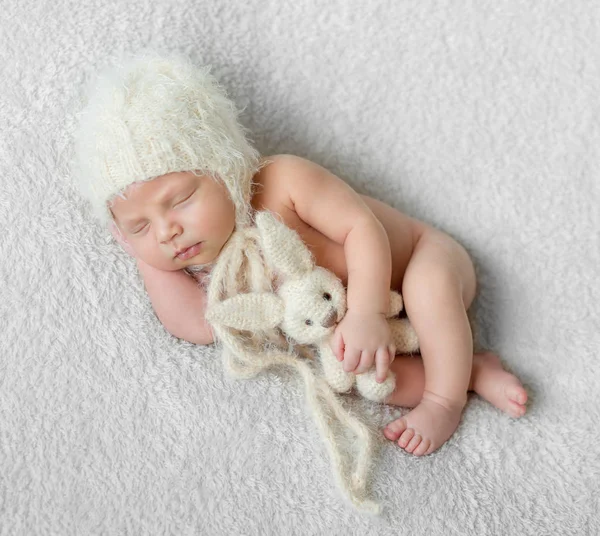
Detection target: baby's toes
<box><xmin>383</xmin><ymin>418</ymin><xmax>408</xmax><ymax>441</ymax></box>
<box><xmin>398</xmin><ymin>428</ymin><xmax>416</xmax><ymax>449</ymax></box>
<box><xmin>506</xmin><ymin>384</ymin><xmax>528</xmax><ymax>406</ymax></box>
<box><xmin>413</xmin><ymin>438</ymin><xmax>432</xmax><ymax>457</ymax></box>
<box><xmin>405</xmin><ymin>434</ymin><xmax>423</xmax><ymax>454</ymax></box>
<box><xmin>504</xmin><ymin>383</ymin><xmax>528</xmax><ymax>418</ymax></box>
<box><xmin>507</xmin><ymin>401</ymin><xmax>527</xmax><ymax>418</ymax></box>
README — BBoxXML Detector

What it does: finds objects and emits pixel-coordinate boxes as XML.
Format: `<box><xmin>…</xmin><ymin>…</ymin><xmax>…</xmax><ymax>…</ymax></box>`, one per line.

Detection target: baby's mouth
<box><xmin>175</xmin><ymin>242</ymin><xmax>203</xmax><ymax>260</ymax></box>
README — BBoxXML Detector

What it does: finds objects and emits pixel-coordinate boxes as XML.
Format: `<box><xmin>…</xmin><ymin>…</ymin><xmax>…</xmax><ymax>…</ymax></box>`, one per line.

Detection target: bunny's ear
<box><xmin>205</xmin><ymin>293</ymin><xmax>284</xmax><ymax>331</ymax></box>
<box><xmin>255</xmin><ymin>210</ymin><xmax>314</xmax><ymax>279</ymax></box>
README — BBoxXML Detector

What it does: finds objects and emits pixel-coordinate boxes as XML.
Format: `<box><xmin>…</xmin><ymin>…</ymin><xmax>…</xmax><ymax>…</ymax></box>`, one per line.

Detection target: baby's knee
<box><xmin>402</xmin><ymin>263</ymin><xmax>462</xmax><ymax>310</ymax></box>
<box><xmin>402</xmin><ymin>237</ymin><xmax>476</xmax><ymax>310</ymax></box>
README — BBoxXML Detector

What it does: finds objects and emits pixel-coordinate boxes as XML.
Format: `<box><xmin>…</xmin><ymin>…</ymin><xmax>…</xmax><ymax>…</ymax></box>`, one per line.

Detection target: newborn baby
<box><xmin>75</xmin><ymin>52</ymin><xmax>527</xmax><ymax>458</ymax></box>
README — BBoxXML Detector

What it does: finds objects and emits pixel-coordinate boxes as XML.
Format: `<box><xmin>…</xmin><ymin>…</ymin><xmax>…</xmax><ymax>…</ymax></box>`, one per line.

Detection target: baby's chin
<box><xmin>178</xmin><ymin>252</ymin><xmax>218</xmax><ymax>273</ymax></box>
<box><xmin>141</xmin><ymin>246</ymin><xmax>218</xmax><ymax>272</ymax></box>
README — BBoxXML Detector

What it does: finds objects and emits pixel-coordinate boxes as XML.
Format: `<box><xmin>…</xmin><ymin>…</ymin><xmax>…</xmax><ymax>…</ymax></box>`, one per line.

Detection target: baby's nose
<box><xmin>322</xmin><ymin>309</ymin><xmax>337</xmax><ymax>328</ymax></box>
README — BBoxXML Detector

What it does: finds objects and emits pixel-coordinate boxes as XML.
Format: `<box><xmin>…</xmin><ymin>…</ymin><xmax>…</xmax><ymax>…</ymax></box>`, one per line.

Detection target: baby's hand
<box><xmin>109</xmin><ymin>221</ymin><xmax>136</xmax><ymax>257</ymax></box>
<box><xmin>330</xmin><ymin>310</ymin><xmax>396</xmax><ymax>383</ymax></box>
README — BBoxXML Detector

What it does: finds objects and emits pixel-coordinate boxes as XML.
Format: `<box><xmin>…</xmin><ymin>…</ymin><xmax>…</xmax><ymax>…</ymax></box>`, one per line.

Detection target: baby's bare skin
<box><xmin>383</xmin><ymin>352</ymin><xmax>527</xmax><ymax>455</ymax></box>
<box><xmin>110</xmin><ymin>154</ymin><xmax>528</xmax><ymax>456</ymax></box>
<box><xmin>252</xmin><ymin>158</ymin><xmax>525</xmax><ymax>455</ymax></box>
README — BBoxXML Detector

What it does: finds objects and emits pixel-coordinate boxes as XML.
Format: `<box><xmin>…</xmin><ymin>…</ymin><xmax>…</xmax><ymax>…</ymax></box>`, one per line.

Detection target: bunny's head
<box><xmin>205</xmin><ymin>211</ymin><xmax>347</xmax><ymax>345</ymax></box>
<box><xmin>255</xmin><ymin>211</ymin><xmax>346</xmax><ymax>344</ymax></box>
<box><xmin>277</xmin><ymin>265</ymin><xmax>345</xmax><ymax>344</ymax></box>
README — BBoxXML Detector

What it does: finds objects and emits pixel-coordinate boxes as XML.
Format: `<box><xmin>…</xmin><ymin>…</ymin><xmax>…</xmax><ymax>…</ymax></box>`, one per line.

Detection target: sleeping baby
<box><xmin>73</xmin><ymin>52</ymin><xmax>527</xmax><ymax>462</ymax></box>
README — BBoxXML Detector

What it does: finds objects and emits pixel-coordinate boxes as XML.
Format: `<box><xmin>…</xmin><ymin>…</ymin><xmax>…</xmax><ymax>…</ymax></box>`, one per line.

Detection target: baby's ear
<box><xmin>205</xmin><ymin>293</ymin><xmax>284</xmax><ymax>331</ymax></box>
<box><xmin>255</xmin><ymin>210</ymin><xmax>314</xmax><ymax>279</ymax></box>
<box><xmin>109</xmin><ymin>220</ymin><xmax>136</xmax><ymax>257</ymax></box>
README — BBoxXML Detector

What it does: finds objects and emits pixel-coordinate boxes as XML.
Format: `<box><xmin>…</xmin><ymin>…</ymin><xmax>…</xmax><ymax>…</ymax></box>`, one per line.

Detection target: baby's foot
<box><xmin>383</xmin><ymin>392</ymin><xmax>465</xmax><ymax>456</ymax></box>
<box><xmin>471</xmin><ymin>352</ymin><xmax>528</xmax><ymax>418</ymax></box>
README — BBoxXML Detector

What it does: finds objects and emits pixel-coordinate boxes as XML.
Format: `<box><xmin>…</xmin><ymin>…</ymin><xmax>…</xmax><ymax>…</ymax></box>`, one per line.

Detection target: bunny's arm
<box><xmin>260</xmin><ymin>154</ymin><xmax>391</xmax><ymax>314</ymax></box>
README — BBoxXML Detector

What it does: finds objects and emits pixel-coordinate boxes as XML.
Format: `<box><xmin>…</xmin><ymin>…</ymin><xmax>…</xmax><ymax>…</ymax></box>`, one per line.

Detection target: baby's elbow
<box><xmin>192</xmin><ymin>326</ymin><xmax>215</xmax><ymax>345</ymax></box>
<box><xmin>163</xmin><ymin>318</ymin><xmax>215</xmax><ymax>346</ymax></box>
<box><xmin>175</xmin><ymin>329</ymin><xmax>215</xmax><ymax>346</ymax></box>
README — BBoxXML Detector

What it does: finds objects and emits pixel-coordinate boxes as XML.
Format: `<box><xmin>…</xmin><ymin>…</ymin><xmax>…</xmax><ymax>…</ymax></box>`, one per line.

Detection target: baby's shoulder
<box><xmin>250</xmin><ymin>154</ymin><xmax>304</xmax><ymax>215</ymax></box>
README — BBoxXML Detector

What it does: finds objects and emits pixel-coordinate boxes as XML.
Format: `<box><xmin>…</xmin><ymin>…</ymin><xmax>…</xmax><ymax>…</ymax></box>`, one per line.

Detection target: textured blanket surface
<box><xmin>1</xmin><ymin>0</ymin><xmax>598</xmax><ymax>534</ymax></box>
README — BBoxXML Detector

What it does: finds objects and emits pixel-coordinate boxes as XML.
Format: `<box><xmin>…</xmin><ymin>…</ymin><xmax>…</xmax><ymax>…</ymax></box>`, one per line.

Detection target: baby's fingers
<box><xmin>353</xmin><ymin>350</ymin><xmax>375</xmax><ymax>376</ymax></box>
<box><xmin>330</xmin><ymin>331</ymin><xmax>345</xmax><ymax>362</ymax></box>
<box><xmin>342</xmin><ymin>348</ymin><xmax>362</xmax><ymax>373</ymax></box>
<box><xmin>375</xmin><ymin>347</ymin><xmax>392</xmax><ymax>383</ymax></box>
<box><xmin>389</xmin><ymin>344</ymin><xmax>397</xmax><ymax>363</ymax></box>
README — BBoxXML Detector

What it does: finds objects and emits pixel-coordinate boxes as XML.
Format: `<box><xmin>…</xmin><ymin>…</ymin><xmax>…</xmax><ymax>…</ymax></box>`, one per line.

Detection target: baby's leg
<box><xmin>387</xmin><ymin>229</ymin><xmax>478</xmax><ymax>456</ymax></box>
<box><xmin>383</xmin><ymin>352</ymin><xmax>528</xmax><ymax>419</ymax></box>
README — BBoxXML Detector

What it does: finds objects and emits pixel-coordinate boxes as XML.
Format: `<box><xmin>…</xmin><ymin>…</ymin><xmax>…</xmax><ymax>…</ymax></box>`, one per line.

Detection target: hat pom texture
<box><xmin>73</xmin><ymin>52</ymin><xmax>261</xmax><ymax>228</ymax></box>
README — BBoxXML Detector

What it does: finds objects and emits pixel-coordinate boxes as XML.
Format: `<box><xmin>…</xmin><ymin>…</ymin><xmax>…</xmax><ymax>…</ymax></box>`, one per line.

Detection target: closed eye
<box><xmin>128</xmin><ymin>190</ymin><xmax>195</xmax><ymax>234</ymax></box>
<box><xmin>130</xmin><ymin>223</ymin><xmax>148</xmax><ymax>234</ymax></box>
<box><xmin>174</xmin><ymin>191</ymin><xmax>195</xmax><ymax>207</ymax></box>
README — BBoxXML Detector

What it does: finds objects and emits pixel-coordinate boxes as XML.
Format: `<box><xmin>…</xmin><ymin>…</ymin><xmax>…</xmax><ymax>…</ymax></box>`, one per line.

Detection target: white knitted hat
<box><xmin>72</xmin><ymin>51</ymin><xmax>262</xmax><ymax>228</ymax></box>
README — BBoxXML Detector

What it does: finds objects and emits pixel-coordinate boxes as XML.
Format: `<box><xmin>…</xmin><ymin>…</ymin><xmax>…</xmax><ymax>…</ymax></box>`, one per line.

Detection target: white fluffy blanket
<box><xmin>1</xmin><ymin>0</ymin><xmax>598</xmax><ymax>533</ymax></box>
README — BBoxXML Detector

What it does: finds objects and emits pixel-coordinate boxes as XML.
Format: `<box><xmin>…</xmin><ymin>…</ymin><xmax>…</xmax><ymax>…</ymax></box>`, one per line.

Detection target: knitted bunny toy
<box><xmin>205</xmin><ymin>210</ymin><xmax>421</xmax><ymax>514</ymax></box>
<box><xmin>208</xmin><ymin>211</ymin><xmax>420</xmax><ymax>403</ymax></box>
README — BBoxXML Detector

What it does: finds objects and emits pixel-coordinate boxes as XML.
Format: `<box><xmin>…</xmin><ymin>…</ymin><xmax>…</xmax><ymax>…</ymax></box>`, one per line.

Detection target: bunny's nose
<box><xmin>322</xmin><ymin>309</ymin><xmax>338</xmax><ymax>328</ymax></box>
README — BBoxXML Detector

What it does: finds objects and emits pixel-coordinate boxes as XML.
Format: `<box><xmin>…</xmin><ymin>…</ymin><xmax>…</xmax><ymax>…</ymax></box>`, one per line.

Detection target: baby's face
<box><xmin>110</xmin><ymin>171</ymin><xmax>236</xmax><ymax>271</ymax></box>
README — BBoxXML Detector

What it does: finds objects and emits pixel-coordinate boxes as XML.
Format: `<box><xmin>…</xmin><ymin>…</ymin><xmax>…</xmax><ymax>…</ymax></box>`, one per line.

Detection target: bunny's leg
<box><xmin>355</xmin><ymin>369</ymin><xmax>396</xmax><ymax>402</ymax></box>
<box><xmin>319</xmin><ymin>343</ymin><xmax>356</xmax><ymax>393</ymax></box>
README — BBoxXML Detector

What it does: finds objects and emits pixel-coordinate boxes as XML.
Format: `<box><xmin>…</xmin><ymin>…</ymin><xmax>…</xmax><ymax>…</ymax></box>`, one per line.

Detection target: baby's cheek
<box><xmin>135</xmin><ymin>242</ymin><xmax>159</xmax><ymax>263</ymax></box>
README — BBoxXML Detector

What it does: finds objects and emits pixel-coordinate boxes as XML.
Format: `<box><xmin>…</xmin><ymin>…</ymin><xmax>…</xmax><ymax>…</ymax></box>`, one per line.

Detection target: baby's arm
<box><xmin>261</xmin><ymin>154</ymin><xmax>394</xmax><ymax>379</ymax></box>
<box><xmin>110</xmin><ymin>221</ymin><xmax>213</xmax><ymax>344</ymax></box>
<box><xmin>136</xmin><ymin>260</ymin><xmax>214</xmax><ymax>345</ymax></box>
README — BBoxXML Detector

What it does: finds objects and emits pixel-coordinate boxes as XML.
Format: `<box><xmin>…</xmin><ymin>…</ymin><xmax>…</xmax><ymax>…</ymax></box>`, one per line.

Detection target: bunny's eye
<box><xmin>323</xmin><ymin>292</ymin><xmax>332</xmax><ymax>301</ymax></box>
<box><xmin>305</xmin><ymin>319</ymin><xmax>313</xmax><ymax>326</ymax></box>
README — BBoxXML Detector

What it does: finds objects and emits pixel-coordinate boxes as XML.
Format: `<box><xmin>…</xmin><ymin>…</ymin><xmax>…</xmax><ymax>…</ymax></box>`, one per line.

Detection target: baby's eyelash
<box><xmin>131</xmin><ymin>223</ymin><xmax>148</xmax><ymax>234</ymax></box>
<box><xmin>175</xmin><ymin>191</ymin><xmax>195</xmax><ymax>206</ymax></box>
